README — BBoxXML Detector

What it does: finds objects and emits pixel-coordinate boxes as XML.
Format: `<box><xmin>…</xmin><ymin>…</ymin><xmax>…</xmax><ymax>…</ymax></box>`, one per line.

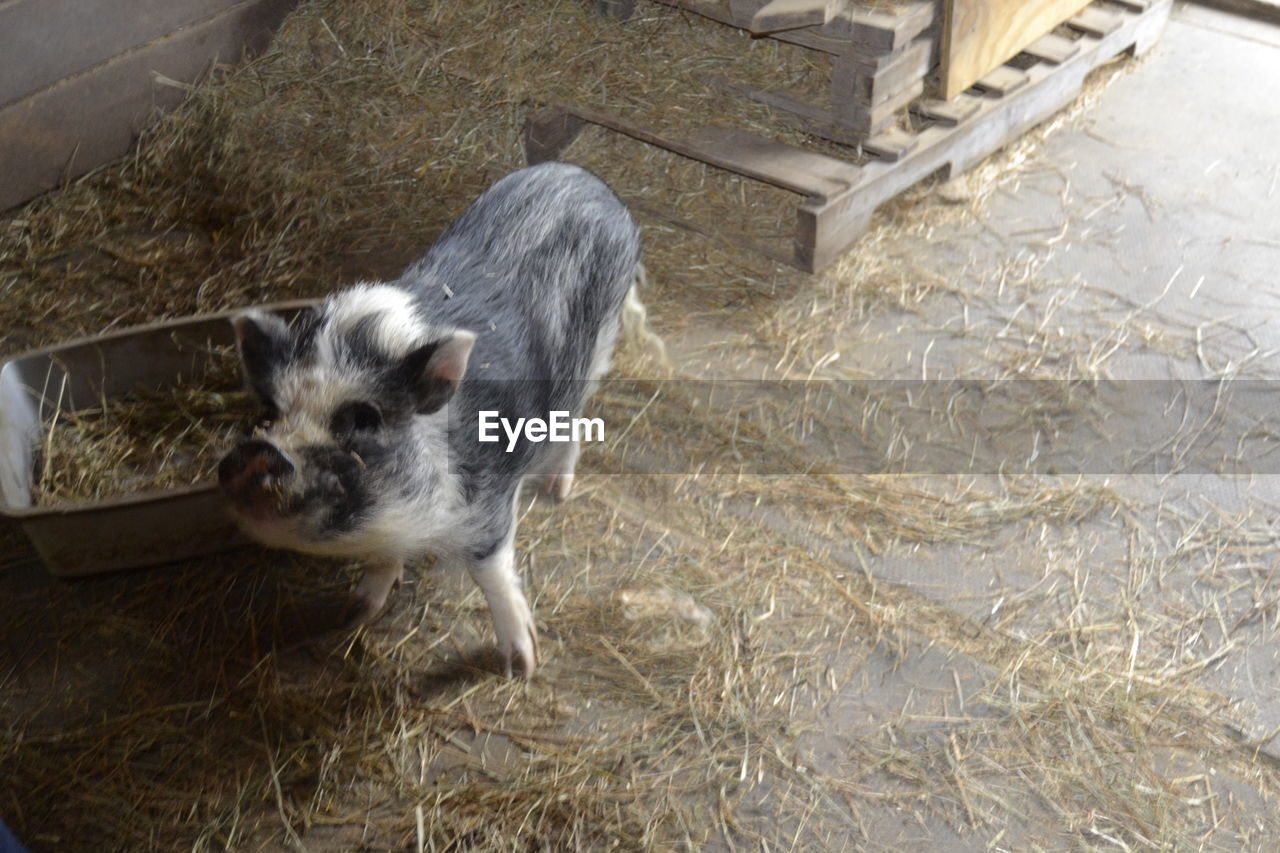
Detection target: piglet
<box><xmin>217</xmin><ymin>162</ymin><xmax>642</xmax><ymax>676</ymax></box>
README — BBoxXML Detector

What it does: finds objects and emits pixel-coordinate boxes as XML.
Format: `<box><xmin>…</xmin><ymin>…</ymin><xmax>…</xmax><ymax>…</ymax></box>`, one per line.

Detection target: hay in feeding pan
<box><xmin>0</xmin><ymin>300</ymin><xmax>316</xmax><ymax>577</ymax></box>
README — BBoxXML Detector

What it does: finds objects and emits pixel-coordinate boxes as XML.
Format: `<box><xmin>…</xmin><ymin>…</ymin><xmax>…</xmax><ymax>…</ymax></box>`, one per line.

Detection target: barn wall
<box><xmin>0</xmin><ymin>0</ymin><xmax>298</xmax><ymax>211</ymax></box>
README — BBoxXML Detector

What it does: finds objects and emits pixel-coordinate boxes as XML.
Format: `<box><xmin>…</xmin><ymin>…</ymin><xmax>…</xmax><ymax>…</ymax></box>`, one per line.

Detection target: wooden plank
<box><xmin>940</xmin><ymin>0</ymin><xmax>1092</xmax><ymax>100</ymax></box>
<box><xmin>823</xmin><ymin>0</ymin><xmax>937</xmax><ymax>51</ymax></box>
<box><xmin>749</xmin><ymin>0</ymin><xmax>845</xmax><ymax>34</ymax></box>
<box><xmin>532</xmin><ymin>102</ymin><xmax>861</xmax><ymax>201</ymax></box>
<box><xmin>1067</xmin><ymin>6</ymin><xmax>1125</xmax><ymax>37</ymax></box>
<box><xmin>681</xmin><ymin>126</ymin><xmax>860</xmax><ymax>198</ymax></box>
<box><xmin>0</xmin><ymin>0</ymin><xmax>247</xmax><ymax>108</ymax></box>
<box><xmin>861</xmin><ymin>127</ymin><xmax>920</xmax><ymax>162</ymax></box>
<box><xmin>972</xmin><ymin>66</ymin><xmax>1030</xmax><ymax>96</ymax></box>
<box><xmin>911</xmin><ymin>94</ymin><xmax>983</xmax><ymax>126</ymax></box>
<box><xmin>0</xmin><ymin>0</ymin><xmax>297</xmax><ymax>211</ymax></box>
<box><xmin>1023</xmin><ymin>32</ymin><xmax>1082</xmax><ymax>65</ymax></box>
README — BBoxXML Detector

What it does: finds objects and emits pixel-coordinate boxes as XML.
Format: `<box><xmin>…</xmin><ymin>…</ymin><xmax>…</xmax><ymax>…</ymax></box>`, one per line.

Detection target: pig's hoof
<box><xmin>501</xmin><ymin>626</ymin><xmax>539</xmax><ymax>678</ymax></box>
<box><xmin>339</xmin><ymin>593</ymin><xmax>387</xmax><ymax>632</ymax></box>
<box><xmin>539</xmin><ymin>472</ymin><xmax>574</xmax><ymax>503</ymax></box>
<box><xmin>495</xmin><ymin>610</ymin><xmax>540</xmax><ymax>678</ymax></box>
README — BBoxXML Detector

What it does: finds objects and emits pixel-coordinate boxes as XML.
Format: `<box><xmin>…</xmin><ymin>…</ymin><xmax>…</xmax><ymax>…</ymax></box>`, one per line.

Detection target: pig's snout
<box><xmin>218</xmin><ymin>439</ymin><xmax>296</xmax><ymax>517</ymax></box>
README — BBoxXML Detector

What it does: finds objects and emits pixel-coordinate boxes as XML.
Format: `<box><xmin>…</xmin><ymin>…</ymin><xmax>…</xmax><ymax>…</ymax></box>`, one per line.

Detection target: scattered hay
<box><xmin>2</xmin><ymin>1</ymin><xmax>1278</xmax><ymax>852</ymax></box>
<box><xmin>30</xmin><ymin>346</ymin><xmax>254</xmax><ymax>504</ymax></box>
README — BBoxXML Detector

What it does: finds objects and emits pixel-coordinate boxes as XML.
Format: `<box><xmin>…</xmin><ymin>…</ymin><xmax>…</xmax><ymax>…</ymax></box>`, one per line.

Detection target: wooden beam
<box><xmin>724</xmin><ymin>0</ymin><xmax>937</xmax><ymax>54</ymax></box>
<box><xmin>861</xmin><ymin>127</ymin><xmax>920</xmax><ymax>162</ymax></box>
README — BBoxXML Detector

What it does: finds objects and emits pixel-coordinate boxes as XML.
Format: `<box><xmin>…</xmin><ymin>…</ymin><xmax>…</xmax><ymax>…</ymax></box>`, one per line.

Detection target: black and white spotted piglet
<box><xmin>217</xmin><ymin>163</ymin><xmax>642</xmax><ymax>676</ymax></box>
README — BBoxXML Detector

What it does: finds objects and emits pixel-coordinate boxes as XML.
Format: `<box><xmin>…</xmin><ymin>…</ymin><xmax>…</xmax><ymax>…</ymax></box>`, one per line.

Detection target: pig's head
<box><xmin>218</xmin><ymin>285</ymin><xmax>474</xmax><ymax>557</ymax></box>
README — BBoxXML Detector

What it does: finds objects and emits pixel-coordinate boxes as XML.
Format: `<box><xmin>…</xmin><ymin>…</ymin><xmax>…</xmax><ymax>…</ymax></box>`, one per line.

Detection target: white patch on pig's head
<box><xmin>322</xmin><ymin>283</ymin><xmax>431</xmax><ymax>360</ymax></box>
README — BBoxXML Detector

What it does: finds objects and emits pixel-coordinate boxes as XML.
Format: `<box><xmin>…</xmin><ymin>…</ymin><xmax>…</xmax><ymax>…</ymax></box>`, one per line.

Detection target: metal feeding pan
<box><xmin>0</xmin><ymin>299</ymin><xmax>317</xmax><ymax>577</ymax></box>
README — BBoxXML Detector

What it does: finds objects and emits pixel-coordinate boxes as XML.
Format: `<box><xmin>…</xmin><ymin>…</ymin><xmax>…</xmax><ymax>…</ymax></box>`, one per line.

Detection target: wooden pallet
<box><xmin>532</xmin><ymin>0</ymin><xmax>1170</xmax><ymax>273</ymax></box>
<box><xmin>653</xmin><ymin>0</ymin><xmax>940</xmax><ymax>142</ymax></box>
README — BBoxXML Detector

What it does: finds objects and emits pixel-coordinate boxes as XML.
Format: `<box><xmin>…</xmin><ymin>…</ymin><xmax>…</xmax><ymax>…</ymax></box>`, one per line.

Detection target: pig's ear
<box><xmin>232</xmin><ymin>310</ymin><xmax>293</xmax><ymax>401</ymax></box>
<box><xmin>398</xmin><ymin>330</ymin><xmax>475</xmax><ymax>415</ymax></box>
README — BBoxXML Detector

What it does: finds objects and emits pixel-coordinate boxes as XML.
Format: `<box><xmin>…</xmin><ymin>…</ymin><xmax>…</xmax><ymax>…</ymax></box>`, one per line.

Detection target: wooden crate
<box><xmin>542</xmin><ymin>0</ymin><xmax>1171</xmax><ymax>272</ymax></box>
<box><xmin>0</xmin><ymin>0</ymin><xmax>298</xmax><ymax>211</ymax></box>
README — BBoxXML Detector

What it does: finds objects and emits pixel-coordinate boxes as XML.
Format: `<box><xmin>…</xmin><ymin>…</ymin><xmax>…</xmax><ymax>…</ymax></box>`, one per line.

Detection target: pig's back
<box><xmin>398</xmin><ymin>162</ymin><xmax>640</xmax><ymax>384</ymax></box>
<box><xmin>396</xmin><ymin>164</ymin><xmax>641</xmax><ymax>493</ymax></box>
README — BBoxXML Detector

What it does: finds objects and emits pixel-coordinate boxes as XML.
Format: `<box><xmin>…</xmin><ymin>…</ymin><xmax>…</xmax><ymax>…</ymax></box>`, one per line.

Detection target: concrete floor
<box><xmin>684</xmin><ymin>4</ymin><xmax>1280</xmax><ymax>846</ymax></box>
<box><xmin>833</xmin><ymin>0</ymin><xmax>1280</xmax><ymax>769</ymax></box>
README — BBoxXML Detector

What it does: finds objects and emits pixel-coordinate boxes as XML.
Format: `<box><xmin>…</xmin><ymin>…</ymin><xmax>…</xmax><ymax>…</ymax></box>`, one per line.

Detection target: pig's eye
<box><xmin>330</xmin><ymin>401</ymin><xmax>382</xmax><ymax>436</ymax></box>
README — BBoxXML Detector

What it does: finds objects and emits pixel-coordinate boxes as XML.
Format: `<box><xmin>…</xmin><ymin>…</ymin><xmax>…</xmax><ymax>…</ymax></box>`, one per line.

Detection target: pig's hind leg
<box><xmin>536</xmin><ymin>311</ymin><xmax>622</xmax><ymax>502</ymax></box>
<box><xmin>537</xmin><ymin>438</ymin><xmax>580</xmax><ymax>502</ymax></box>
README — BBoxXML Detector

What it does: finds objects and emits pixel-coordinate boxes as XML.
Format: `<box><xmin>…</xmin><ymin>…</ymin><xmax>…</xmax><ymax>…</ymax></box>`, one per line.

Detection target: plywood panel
<box><xmin>0</xmin><ymin>0</ymin><xmax>297</xmax><ymax>211</ymax></box>
<box><xmin>941</xmin><ymin>0</ymin><xmax>1092</xmax><ymax>100</ymax></box>
<box><xmin>0</xmin><ymin>0</ymin><xmax>246</xmax><ymax>108</ymax></box>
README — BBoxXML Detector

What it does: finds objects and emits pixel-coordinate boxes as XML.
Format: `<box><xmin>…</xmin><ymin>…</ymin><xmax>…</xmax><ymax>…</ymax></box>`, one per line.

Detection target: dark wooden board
<box><xmin>726</xmin><ymin>0</ymin><xmax>937</xmax><ymax>54</ymax></box>
<box><xmin>0</xmin><ymin>0</ymin><xmax>297</xmax><ymax>211</ymax></box>
<box><xmin>0</xmin><ymin>0</ymin><xmax>247</xmax><ymax>108</ymax></box>
<box><xmin>831</xmin><ymin>34</ymin><xmax>936</xmax><ymax>108</ymax></box>
<box><xmin>835</xmin><ymin>79</ymin><xmax>926</xmax><ymax>133</ymax></box>
<box><xmin>683</xmin><ymin>125</ymin><xmax>861</xmax><ymax>198</ymax></box>
<box><xmin>527</xmin><ymin>101</ymin><xmax>860</xmax><ymax>201</ymax></box>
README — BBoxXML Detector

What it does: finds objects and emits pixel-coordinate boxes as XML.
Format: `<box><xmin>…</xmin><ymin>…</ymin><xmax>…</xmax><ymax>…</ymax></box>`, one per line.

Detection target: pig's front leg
<box><xmin>345</xmin><ymin>558</ymin><xmax>405</xmax><ymax>628</ymax></box>
<box><xmin>468</xmin><ymin>539</ymin><xmax>539</xmax><ymax>678</ymax></box>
